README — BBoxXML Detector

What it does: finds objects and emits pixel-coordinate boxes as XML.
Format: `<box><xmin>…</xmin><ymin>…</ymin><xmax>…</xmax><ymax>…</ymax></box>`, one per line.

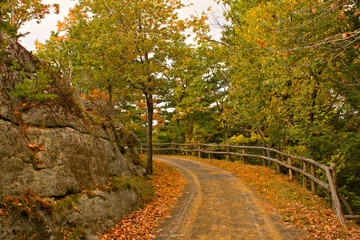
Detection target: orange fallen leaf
<box><xmin>38</xmin><ymin>146</ymin><xmax>45</xmax><ymax>151</ymax></box>
<box><xmin>27</xmin><ymin>143</ymin><xmax>37</xmax><ymax>148</ymax></box>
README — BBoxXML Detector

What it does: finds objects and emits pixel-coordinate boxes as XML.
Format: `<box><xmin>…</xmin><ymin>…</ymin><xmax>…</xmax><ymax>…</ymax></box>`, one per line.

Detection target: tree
<box><xmin>217</xmin><ymin>0</ymin><xmax>360</xmax><ymax>212</ymax></box>
<box><xmin>36</xmin><ymin>0</ymin><xmax>207</xmax><ymax>175</ymax></box>
<box><xmin>0</xmin><ymin>0</ymin><xmax>59</xmax><ymax>39</ymax></box>
<box><xmin>155</xmin><ymin>42</ymin><xmax>233</xmax><ymax>144</ymax></box>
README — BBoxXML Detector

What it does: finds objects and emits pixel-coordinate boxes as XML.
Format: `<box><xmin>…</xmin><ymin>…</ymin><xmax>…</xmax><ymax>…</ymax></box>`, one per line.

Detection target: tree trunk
<box><xmin>309</xmin><ymin>70</ymin><xmax>320</xmax><ymax>124</ymax></box>
<box><xmin>146</xmin><ymin>93</ymin><xmax>154</xmax><ymax>175</ymax></box>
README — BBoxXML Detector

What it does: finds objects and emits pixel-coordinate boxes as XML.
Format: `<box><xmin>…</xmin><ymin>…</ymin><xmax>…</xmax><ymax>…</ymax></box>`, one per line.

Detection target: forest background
<box><xmin>1</xmin><ymin>0</ymin><xmax>359</xmax><ymax>216</ymax></box>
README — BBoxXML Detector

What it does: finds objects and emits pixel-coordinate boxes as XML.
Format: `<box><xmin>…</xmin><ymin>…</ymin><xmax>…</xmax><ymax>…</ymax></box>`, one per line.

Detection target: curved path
<box><xmin>154</xmin><ymin>156</ymin><xmax>307</xmax><ymax>240</ymax></box>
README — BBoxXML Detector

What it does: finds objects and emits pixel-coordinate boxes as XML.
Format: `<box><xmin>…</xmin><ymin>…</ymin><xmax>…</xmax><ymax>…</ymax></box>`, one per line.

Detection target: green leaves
<box><xmin>216</xmin><ymin>0</ymin><xmax>360</xmax><ymax>213</ymax></box>
<box><xmin>10</xmin><ymin>61</ymin><xmax>58</xmax><ymax>102</ymax></box>
<box><xmin>0</xmin><ymin>0</ymin><xmax>58</xmax><ymax>40</ymax></box>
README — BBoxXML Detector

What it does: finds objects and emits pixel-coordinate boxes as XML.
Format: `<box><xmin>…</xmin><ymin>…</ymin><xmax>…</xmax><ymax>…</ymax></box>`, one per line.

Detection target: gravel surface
<box><xmin>154</xmin><ymin>156</ymin><xmax>308</xmax><ymax>240</ymax></box>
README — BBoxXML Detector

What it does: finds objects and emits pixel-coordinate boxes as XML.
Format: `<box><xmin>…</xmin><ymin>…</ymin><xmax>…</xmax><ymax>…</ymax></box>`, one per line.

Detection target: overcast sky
<box><xmin>19</xmin><ymin>0</ymin><xmax>226</xmax><ymax>51</ymax></box>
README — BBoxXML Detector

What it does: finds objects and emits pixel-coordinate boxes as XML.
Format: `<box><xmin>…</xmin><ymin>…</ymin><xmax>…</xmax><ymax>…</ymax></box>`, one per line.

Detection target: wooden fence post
<box><xmin>303</xmin><ymin>161</ymin><xmax>308</xmax><ymax>189</ymax></box>
<box><xmin>311</xmin><ymin>164</ymin><xmax>316</xmax><ymax>194</ymax></box>
<box><xmin>266</xmin><ymin>149</ymin><xmax>271</xmax><ymax>166</ymax></box>
<box><xmin>288</xmin><ymin>152</ymin><xmax>293</xmax><ymax>180</ymax></box>
<box><xmin>208</xmin><ymin>146</ymin><xmax>211</xmax><ymax>159</ymax></box>
<box><xmin>226</xmin><ymin>145</ymin><xmax>230</xmax><ymax>161</ymax></box>
<box><xmin>325</xmin><ymin>167</ymin><xmax>346</xmax><ymax>226</ymax></box>
<box><xmin>262</xmin><ymin>149</ymin><xmax>266</xmax><ymax>167</ymax></box>
<box><xmin>242</xmin><ymin>149</ymin><xmax>246</xmax><ymax>163</ymax></box>
<box><xmin>276</xmin><ymin>153</ymin><xmax>281</xmax><ymax>174</ymax></box>
<box><xmin>198</xmin><ymin>144</ymin><xmax>201</xmax><ymax>158</ymax></box>
<box><xmin>330</xmin><ymin>163</ymin><xmax>337</xmax><ymax>209</ymax></box>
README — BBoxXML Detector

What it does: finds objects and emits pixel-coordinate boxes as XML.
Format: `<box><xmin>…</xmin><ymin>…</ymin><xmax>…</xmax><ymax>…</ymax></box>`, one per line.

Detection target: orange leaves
<box><xmin>192</xmin><ymin>157</ymin><xmax>360</xmax><ymax>239</ymax></box>
<box><xmin>257</xmin><ymin>40</ymin><xmax>265</xmax><ymax>49</ymax></box>
<box><xmin>53</xmin><ymin>4</ymin><xmax>60</xmax><ymax>14</ymax></box>
<box><xmin>27</xmin><ymin>143</ymin><xmax>37</xmax><ymax>148</ymax></box>
<box><xmin>100</xmin><ymin>160</ymin><xmax>186</xmax><ymax>240</ymax></box>
<box><xmin>34</xmin><ymin>39</ymin><xmax>44</xmax><ymax>51</ymax></box>
<box><xmin>312</xmin><ymin>8</ymin><xmax>317</xmax><ymax>14</ymax></box>
<box><xmin>56</xmin><ymin>21</ymin><xmax>69</xmax><ymax>32</ymax></box>
<box><xmin>27</xmin><ymin>143</ymin><xmax>45</xmax><ymax>151</ymax></box>
<box><xmin>136</xmin><ymin>101</ymin><xmax>147</xmax><ymax>109</ymax></box>
<box><xmin>0</xmin><ymin>190</ymin><xmax>52</xmax><ymax>220</ymax></box>
<box><xmin>82</xmin><ymin>89</ymin><xmax>110</xmax><ymax>102</ymax></box>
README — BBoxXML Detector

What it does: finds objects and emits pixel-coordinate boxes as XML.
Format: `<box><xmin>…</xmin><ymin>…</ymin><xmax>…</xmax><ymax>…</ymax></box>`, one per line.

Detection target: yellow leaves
<box><xmin>56</xmin><ymin>20</ymin><xmax>68</xmax><ymax>32</ymax></box>
<box><xmin>34</xmin><ymin>39</ymin><xmax>44</xmax><ymax>51</ymax></box>
<box><xmin>227</xmin><ymin>131</ymin><xmax>266</xmax><ymax>145</ymax></box>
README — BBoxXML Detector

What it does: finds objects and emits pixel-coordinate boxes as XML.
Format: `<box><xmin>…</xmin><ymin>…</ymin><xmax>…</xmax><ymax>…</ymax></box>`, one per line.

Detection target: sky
<box><xmin>19</xmin><ymin>0</ymin><xmax>226</xmax><ymax>52</ymax></box>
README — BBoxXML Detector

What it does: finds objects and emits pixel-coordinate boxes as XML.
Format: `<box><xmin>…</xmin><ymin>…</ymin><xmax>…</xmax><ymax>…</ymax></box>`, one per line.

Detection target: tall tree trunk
<box><xmin>309</xmin><ymin>85</ymin><xmax>318</xmax><ymax>123</ymax></box>
<box><xmin>146</xmin><ymin>93</ymin><xmax>154</xmax><ymax>175</ymax></box>
<box><xmin>309</xmin><ymin>71</ymin><xmax>320</xmax><ymax>124</ymax></box>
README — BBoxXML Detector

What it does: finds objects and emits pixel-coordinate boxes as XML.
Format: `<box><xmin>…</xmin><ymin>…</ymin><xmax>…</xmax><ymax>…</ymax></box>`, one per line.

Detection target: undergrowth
<box><xmin>96</xmin><ymin>176</ymin><xmax>154</xmax><ymax>207</ymax></box>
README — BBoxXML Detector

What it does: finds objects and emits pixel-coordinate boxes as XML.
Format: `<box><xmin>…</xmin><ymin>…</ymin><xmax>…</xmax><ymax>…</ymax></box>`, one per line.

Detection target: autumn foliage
<box><xmin>0</xmin><ymin>0</ymin><xmax>59</xmax><ymax>39</ymax></box>
<box><xmin>100</xmin><ymin>160</ymin><xmax>186</xmax><ymax>239</ymax></box>
<box><xmin>190</xmin><ymin>157</ymin><xmax>360</xmax><ymax>239</ymax></box>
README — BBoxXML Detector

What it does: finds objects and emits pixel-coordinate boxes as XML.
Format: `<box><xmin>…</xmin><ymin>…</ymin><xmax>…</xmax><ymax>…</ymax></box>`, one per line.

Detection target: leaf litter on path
<box><xmin>100</xmin><ymin>160</ymin><xmax>187</xmax><ymax>240</ymax></box>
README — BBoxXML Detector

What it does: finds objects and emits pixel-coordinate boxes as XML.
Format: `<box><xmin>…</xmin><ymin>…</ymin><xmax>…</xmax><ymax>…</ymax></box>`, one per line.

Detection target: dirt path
<box><xmin>154</xmin><ymin>156</ymin><xmax>308</xmax><ymax>240</ymax></box>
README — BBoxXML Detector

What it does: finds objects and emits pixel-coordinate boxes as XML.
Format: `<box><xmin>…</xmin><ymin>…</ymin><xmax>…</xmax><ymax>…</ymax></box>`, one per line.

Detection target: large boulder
<box><xmin>0</xmin><ymin>32</ymin><xmax>145</xmax><ymax>239</ymax></box>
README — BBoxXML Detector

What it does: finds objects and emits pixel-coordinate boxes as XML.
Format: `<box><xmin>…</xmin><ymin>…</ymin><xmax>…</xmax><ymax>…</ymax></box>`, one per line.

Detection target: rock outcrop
<box><xmin>0</xmin><ymin>32</ymin><xmax>145</xmax><ymax>239</ymax></box>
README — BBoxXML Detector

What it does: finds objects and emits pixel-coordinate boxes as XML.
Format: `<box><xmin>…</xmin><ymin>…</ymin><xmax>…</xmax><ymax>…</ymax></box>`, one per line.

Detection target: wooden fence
<box><xmin>139</xmin><ymin>142</ymin><xmax>360</xmax><ymax>225</ymax></box>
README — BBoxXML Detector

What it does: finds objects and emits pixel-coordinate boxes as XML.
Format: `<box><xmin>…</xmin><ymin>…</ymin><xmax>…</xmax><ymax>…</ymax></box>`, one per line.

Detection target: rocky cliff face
<box><xmin>0</xmin><ymin>32</ymin><xmax>146</xmax><ymax>239</ymax></box>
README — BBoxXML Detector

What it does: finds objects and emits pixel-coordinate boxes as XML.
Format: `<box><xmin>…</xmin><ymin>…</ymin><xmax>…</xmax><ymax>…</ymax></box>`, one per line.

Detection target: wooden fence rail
<box><xmin>139</xmin><ymin>142</ymin><xmax>359</xmax><ymax>225</ymax></box>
